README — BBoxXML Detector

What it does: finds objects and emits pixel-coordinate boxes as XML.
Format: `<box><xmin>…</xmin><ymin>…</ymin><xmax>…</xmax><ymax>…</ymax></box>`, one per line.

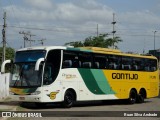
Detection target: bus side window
<box><xmin>133</xmin><ymin>65</ymin><xmax>138</xmax><ymax>71</ymax></box>
<box><xmin>83</xmin><ymin>62</ymin><xmax>92</xmax><ymax>68</ymax></box>
<box><xmin>79</xmin><ymin>52</ymin><xmax>93</xmax><ymax>69</ymax></box>
<box><xmin>132</xmin><ymin>59</ymin><xmax>138</xmax><ymax>71</ymax></box>
<box><xmin>121</xmin><ymin>57</ymin><xmax>132</xmax><ymax>70</ymax></box>
<box><xmin>133</xmin><ymin>58</ymin><xmax>143</xmax><ymax>71</ymax></box>
<box><xmin>151</xmin><ymin>67</ymin><xmax>156</xmax><ymax>71</ymax></box>
<box><xmin>93</xmin><ymin>54</ymin><xmax>106</xmax><ymax>69</ymax></box>
<box><xmin>94</xmin><ymin>62</ymin><xmax>100</xmax><ymax>69</ymax></box>
<box><xmin>150</xmin><ymin>59</ymin><xmax>157</xmax><ymax>72</ymax></box>
<box><xmin>73</xmin><ymin>60</ymin><xmax>81</xmax><ymax>68</ymax></box>
<box><xmin>144</xmin><ymin>66</ymin><xmax>150</xmax><ymax>71</ymax></box>
<box><xmin>63</xmin><ymin>60</ymin><xmax>72</xmax><ymax>68</ymax></box>
<box><xmin>44</xmin><ymin>65</ymin><xmax>53</xmax><ymax>85</ymax></box>
<box><xmin>109</xmin><ymin>62</ymin><xmax>117</xmax><ymax>69</ymax></box>
<box><xmin>123</xmin><ymin>65</ymin><xmax>131</xmax><ymax>70</ymax></box>
<box><xmin>108</xmin><ymin>55</ymin><xmax>121</xmax><ymax>70</ymax></box>
<box><xmin>62</xmin><ymin>50</ymin><xmax>79</xmax><ymax>68</ymax></box>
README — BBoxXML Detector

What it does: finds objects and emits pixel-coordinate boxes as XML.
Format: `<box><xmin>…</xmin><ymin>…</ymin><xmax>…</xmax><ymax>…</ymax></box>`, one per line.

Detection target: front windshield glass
<box><xmin>15</xmin><ymin>50</ymin><xmax>46</xmax><ymax>62</ymax></box>
<box><xmin>10</xmin><ymin>63</ymin><xmax>43</xmax><ymax>87</ymax></box>
<box><xmin>10</xmin><ymin>50</ymin><xmax>46</xmax><ymax>87</ymax></box>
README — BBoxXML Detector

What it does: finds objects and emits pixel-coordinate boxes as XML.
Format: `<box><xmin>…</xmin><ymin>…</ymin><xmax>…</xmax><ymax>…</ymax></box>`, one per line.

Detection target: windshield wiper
<box><xmin>13</xmin><ymin>64</ymin><xmax>31</xmax><ymax>87</ymax></box>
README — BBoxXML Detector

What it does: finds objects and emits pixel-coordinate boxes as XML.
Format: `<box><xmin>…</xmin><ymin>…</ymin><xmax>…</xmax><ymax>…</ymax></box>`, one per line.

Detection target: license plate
<box><xmin>19</xmin><ymin>97</ymin><xmax>25</xmax><ymax>100</ymax></box>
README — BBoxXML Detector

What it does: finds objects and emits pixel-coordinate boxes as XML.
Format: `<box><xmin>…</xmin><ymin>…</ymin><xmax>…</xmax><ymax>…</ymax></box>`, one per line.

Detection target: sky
<box><xmin>0</xmin><ymin>0</ymin><xmax>160</xmax><ymax>53</ymax></box>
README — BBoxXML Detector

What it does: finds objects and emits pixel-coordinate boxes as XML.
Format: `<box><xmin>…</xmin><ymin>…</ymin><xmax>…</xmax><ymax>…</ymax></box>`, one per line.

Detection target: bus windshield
<box><xmin>10</xmin><ymin>50</ymin><xmax>46</xmax><ymax>87</ymax></box>
<box><xmin>15</xmin><ymin>50</ymin><xmax>46</xmax><ymax>62</ymax></box>
<box><xmin>10</xmin><ymin>63</ymin><xmax>43</xmax><ymax>87</ymax></box>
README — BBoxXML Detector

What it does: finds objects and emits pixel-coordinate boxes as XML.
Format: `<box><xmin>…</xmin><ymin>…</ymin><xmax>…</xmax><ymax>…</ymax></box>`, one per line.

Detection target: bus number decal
<box><xmin>150</xmin><ymin>75</ymin><xmax>156</xmax><ymax>79</ymax></box>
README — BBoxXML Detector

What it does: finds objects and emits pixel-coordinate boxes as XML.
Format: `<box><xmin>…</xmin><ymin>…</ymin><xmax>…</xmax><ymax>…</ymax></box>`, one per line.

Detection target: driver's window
<box><xmin>43</xmin><ymin>64</ymin><xmax>53</xmax><ymax>85</ymax></box>
<box><xmin>43</xmin><ymin>49</ymin><xmax>61</xmax><ymax>85</ymax></box>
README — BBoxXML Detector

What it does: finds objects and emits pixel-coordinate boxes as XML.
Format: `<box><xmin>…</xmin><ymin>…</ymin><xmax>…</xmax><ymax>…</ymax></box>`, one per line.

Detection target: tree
<box><xmin>0</xmin><ymin>47</ymin><xmax>15</xmax><ymax>69</ymax></box>
<box><xmin>107</xmin><ymin>36</ymin><xmax>122</xmax><ymax>49</ymax></box>
<box><xmin>65</xmin><ymin>33</ymin><xmax>122</xmax><ymax>48</ymax></box>
<box><xmin>65</xmin><ymin>41</ymin><xmax>84</xmax><ymax>47</ymax></box>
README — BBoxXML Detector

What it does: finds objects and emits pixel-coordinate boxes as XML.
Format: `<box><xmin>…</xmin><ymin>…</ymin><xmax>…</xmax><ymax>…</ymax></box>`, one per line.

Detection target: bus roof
<box><xmin>16</xmin><ymin>46</ymin><xmax>67</xmax><ymax>52</ymax></box>
<box><xmin>80</xmin><ymin>47</ymin><xmax>121</xmax><ymax>53</ymax></box>
<box><xmin>16</xmin><ymin>46</ymin><xmax>157</xmax><ymax>59</ymax></box>
<box><xmin>79</xmin><ymin>47</ymin><xmax>157</xmax><ymax>59</ymax></box>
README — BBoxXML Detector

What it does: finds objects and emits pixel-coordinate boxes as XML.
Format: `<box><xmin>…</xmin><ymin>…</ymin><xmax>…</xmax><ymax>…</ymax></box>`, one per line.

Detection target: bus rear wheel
<box><xmin>136</xmin><ymin>94</ymin><xmax>144</xmax><ymax>103</ymax></box>
<box><xmin>128</xmin><ymin>90</ymin><xmax>137</xmax><ymax>104</ymax></box>
<box><xmin>137</xmin><ymin>89</ymin><xmax>146</xmax><ymax>103</ymax></box>
<box><xmin>63</xmin><ymin>90</ymin><xmax>75</xmax><ymax>108</ymax></box>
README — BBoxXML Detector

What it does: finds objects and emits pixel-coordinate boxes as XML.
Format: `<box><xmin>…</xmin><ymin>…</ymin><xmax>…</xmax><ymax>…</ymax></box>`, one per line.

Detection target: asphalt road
<box><xmin>7</xmin><ymin>94</ymin><xmax>159</xmax><ymax>120</ymax></box>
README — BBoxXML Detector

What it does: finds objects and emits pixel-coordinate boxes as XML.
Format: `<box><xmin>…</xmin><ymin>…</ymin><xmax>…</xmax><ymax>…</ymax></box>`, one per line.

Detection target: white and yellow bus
<box><xmin>1</xmin><ymin>46</ymin><xmax>159</xmax><ymax>107</ymax></box>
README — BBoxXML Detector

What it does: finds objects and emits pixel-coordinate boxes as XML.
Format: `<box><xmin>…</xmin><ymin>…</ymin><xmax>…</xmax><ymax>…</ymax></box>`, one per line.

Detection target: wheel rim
<box><xmin>130</xmin><ymin>97</ymin><xmax>136</xmax><ymax>103</ymax></box>
<box><xmin>65</xmin><ymin>92</ymin><xmax>73</xmax><ymax>105</ymax></box>
<box><xmin>129</xmin><ymin>91</ymin><xmax>136</xmax><ymax>104</ymax></box>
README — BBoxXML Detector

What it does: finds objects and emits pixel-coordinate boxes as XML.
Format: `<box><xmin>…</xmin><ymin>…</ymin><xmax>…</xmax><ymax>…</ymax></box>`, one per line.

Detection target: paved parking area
<box><xmin>0</xmin><ymin>95</ymin><xmax>160</xmax><ymax>120</ymax></box>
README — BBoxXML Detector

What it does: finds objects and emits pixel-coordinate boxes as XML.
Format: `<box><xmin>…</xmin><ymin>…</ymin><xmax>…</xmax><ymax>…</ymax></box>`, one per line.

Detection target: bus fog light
<box><xmin>9</xmin><ymin>91</ymin><xmax>14</xmax><ymax>95</ymax></box>
<box><xmin>31</xmin><ymin>91</ymin><xmax>41</xmax><ymax>95</ymax></box>
<box><xmin>35</xmin><ymin>98</ymin><xmax>40</xmax><ymax>100</ymax></box>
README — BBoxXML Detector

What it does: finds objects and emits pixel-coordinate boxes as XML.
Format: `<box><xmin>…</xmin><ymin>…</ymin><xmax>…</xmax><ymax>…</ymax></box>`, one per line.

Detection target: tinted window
<box><xmin>43</xmin><ymin>50</ymin><xmax>61</xmax><ymax>85</ymax></box>
<box><xmin>61</xmin><ymin>50</ymin><xmax>157</xmax><ymax>72</ymax></box>
<box><xmin>122</xmin><ymin>57</ymin><xmax>132</xmax><ymax>70</ymax></box>
<box><xmin>107</xmin><ymin>55</ymin><xmax>121</xmax><ymax>70</ymax></box>
<box><xmin>93</xmin><ymin>54</ymin><xmax>107</xmax><ymax>69</ymax></box>
<box><xmin>15</xmin><ymin>50</ymin><xmax>46</xmax><ymax>62</ymax></box>
<box><xmin>62</xmin><ymin>51</ymin><xmax>80</xmax><ymax>68</ymax></box>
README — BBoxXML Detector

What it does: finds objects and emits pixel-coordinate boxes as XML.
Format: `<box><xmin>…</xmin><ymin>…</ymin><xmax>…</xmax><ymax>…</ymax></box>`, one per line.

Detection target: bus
<box><xmin>1</xmin><ymin>46</ymin><xmax>159</xmax><ymax>108</ymax></box>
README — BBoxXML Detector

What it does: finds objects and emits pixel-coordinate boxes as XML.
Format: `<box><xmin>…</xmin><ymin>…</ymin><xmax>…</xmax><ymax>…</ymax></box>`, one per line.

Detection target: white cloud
<box><xmin>24</xmin><ymin>0</ymin><xmax>53</xmax><ymax>9</ymax></box>
<box><xmin>52</xmin><ymin>2</ymin><xmax>114</xmax><ymax>24</ymax></box>
<box><xmin>119</xmin><ymin>10</ymin><xmax>160</xmax><ymax>26</ymax></box>
<box><xmin>5</xmin><ymin>1</ymin><xmax>114</xmax><ymax>24</ymax></box>
<box><xmin>2</xmin><ymin>0</ymin><xmax>160</xmax><ymax>52</ymax></box>
<box><xmin>5</xmin><ymin>5</ymin><xmax>49</xmax><ymax>22</ymax></box>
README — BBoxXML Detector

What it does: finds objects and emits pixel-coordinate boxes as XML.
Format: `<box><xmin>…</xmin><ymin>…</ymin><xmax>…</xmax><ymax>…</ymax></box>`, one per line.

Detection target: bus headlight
<box><xmin>31</xmin><ymin>91</ymin><xmax>41</xmax><ymax>95</ymax></box>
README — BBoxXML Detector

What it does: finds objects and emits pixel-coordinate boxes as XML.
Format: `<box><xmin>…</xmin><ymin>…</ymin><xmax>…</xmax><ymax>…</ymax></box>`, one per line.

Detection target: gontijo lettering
<box><xmin>112</xmin><ymin>73</ymin><xmax>138</xmax><ymax>80</ymax></box>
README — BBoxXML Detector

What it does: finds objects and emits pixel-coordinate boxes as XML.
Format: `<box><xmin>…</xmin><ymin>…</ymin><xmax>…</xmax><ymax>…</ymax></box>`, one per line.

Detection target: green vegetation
<box><xmin>0</xmin><ymin>47</ymin><xmax>15</xmax><ymax>71</ymax></box>
<box><xmin>65</xmin><ymin>33</ymin><xmax>122</xmax><ymax>48</ymax></box>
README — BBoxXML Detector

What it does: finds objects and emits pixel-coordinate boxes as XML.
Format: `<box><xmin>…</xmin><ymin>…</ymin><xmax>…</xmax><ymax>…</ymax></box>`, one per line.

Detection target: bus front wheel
<box><xmin>63</xmin><ymin>90</ymin><xmax>75</xmax><ymax>108</ymax></box>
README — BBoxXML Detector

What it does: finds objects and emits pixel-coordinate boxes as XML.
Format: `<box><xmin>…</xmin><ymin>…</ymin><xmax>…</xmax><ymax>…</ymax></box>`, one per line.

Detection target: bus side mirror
<box><xmin>1</xmin><ymin>60</ymin><xmax>11</xmax><ymax>74</ymax></box>
<box><xmin>35</xmin><ymin>58</ymin><xmax>44</xmax><ymax>71</ymax></box>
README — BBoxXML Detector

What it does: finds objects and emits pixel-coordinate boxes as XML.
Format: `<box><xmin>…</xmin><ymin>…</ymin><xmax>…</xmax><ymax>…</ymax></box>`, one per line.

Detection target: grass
<box><xmin>16</xmin><ymin>106</ymin><xmax>28</xmax><ymax>111</ymax></box>
<box><xmin>0</xmin><ymin>109</ymin><xmax>12</xmax><ymax>111</ymax></box>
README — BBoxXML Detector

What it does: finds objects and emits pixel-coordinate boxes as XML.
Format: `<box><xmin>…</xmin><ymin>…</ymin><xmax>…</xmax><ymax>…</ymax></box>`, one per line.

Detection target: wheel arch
<box><xmin>128</xmin><ymin>88</ymin><xmax>138</xmax><ymax>98</ymax></box>
<box><xmin>63</xmin><ymin>88</ymin><xmax>77</xmax><ymax>101</ymax></box>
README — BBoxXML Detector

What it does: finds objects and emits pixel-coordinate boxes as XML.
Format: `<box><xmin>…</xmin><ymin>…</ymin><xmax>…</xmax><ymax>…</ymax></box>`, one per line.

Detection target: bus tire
<box><xmin>137</xmin><ymin>89</ymin><xmax>146</xmax><ymax>103</ymax></box>
<box><xmin>136</xmin><ymin>94</ymin><xmax>144</xmax><ymax>103</ymax></box>
<box><xmin>128</xmin><ymin>90</ymin><xmax>137</xmax><ymax>104</ymax></box>
<box><xmin>63</xmin><ymin>90</ymin><xmax>75</xmax><ymax>108</ymax></box>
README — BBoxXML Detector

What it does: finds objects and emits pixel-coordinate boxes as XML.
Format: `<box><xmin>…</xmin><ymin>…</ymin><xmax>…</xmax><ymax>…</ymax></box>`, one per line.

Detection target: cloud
<box><xmin>119</xmin><ymin>10</ymin><xmax>160</xmax><ymax>27</ymax></box>
<box><xmin>24</xmin><ymin>0</ymin><xmax>53</xmax><ymax>9</ymax></box>
<box><xmin>5</xmin><ymin>5</ymin><xmax>49</xmax><ymax>22</ymax></box>
<box><xmin>53</xmin><ymin>1</ymin><xmax>114</xmax><ymax>23</ymax></box>
<box><xmin>5</xmin><ymin>0</ymin><xmax>115</xmax><ymax>25</ymax></box>
<box><xmin>2</xmin><ymin>0</ymin><xmax>160</xmax><ymax>52</ymax></box>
